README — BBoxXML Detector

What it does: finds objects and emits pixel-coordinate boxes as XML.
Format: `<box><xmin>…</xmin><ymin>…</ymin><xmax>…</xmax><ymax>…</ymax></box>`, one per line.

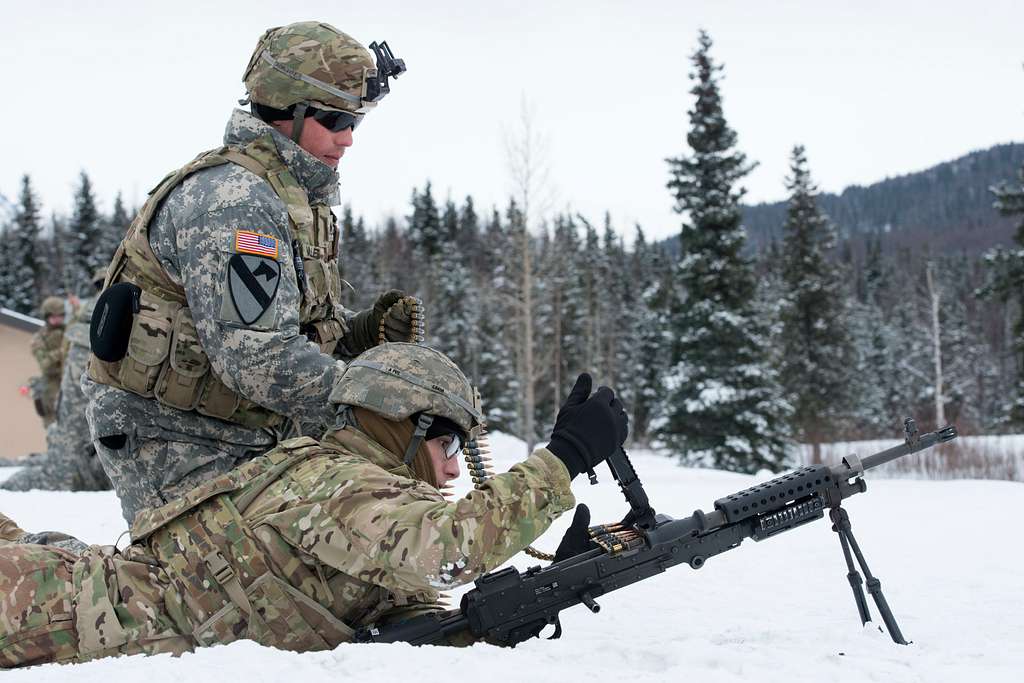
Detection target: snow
<box><xmin>2</xmin><ymin>432</ymin><xmax>1022</xmax><ymax>682</ymax></box>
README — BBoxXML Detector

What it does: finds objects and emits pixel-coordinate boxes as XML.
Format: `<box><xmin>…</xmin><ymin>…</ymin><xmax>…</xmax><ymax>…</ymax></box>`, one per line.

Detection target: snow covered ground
<box><xmin>2</xmin><ymin>433</ymin><xmax>1022</xmax><ymax>682</ymax></box>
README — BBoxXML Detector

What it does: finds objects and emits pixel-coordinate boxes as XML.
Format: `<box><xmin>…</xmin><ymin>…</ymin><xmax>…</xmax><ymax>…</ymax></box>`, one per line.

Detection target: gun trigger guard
<box><xmin>547</xmin><ymin>618</ymin><xmax>563</xmax><ymax>640</ymax></box>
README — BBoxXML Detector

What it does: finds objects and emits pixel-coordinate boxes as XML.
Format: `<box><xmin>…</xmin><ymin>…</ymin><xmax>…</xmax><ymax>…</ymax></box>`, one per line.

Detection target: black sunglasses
<box><xmin>312</xmin><ymin>108</ymin><xmax>362</xmax><ymax>132</ymax></box>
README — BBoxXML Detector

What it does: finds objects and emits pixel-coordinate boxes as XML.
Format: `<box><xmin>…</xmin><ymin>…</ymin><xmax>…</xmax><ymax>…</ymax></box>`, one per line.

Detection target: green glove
<box><xmin>342</xmin><ymin>290</ymin><xmax>425</xmax><ymax>355</ymax></box>
<box><xmin>379</xmin><ymin>293</ymin><xmax>425</xmax><ymax>343</ymax></box>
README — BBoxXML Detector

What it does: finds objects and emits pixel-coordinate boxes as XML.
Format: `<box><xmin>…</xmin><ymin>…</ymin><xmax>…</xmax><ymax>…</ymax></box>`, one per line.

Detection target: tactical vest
<box><xmin>132</xmin><ymin>438</ymin><xmax>361</xmax><ymax>652</ymax></box>
<box><xmin>88</xmin><ymin>134</ymin><xmax>345</xmax><ymax>430</ymax></box>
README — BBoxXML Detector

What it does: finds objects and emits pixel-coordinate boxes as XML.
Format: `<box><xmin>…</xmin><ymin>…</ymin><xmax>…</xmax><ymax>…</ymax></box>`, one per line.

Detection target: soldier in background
<box><xmin>84</xmin><ymin>21</ymin><xmax>423</xmax><ymax>526</ymax></box>
<box><xmin>29</xmin><ymin>296</ymin><xmax>66</xmax><ymax>427</ymax></box>
<box><xmin>2</xmin><ymin>270</ymin><xmax>111</xmax><ymax>492</ymax></box>
<box><xmin>0</xmin><ymin>343</ymin><xmax>627</xmax><ymax>666</ymax></box>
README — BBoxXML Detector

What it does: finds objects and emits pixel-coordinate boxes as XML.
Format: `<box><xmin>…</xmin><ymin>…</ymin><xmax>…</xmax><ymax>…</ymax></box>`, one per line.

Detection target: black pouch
<box><xmin>90</xmin><ymin>282</ymin><xmax>142</xmax><ymax>362</ymax></box>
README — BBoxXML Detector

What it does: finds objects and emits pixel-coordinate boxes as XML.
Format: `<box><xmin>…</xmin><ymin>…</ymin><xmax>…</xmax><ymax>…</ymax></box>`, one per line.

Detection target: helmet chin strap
<box><xmin>404</xmin><ymin>414</ymin><xmax>434</xmax><ymax>466</ymax></box>
<box><xmin>290</xmin><ymin>102</ymin><xmax>309</xmax><ymax>143</ymax></box>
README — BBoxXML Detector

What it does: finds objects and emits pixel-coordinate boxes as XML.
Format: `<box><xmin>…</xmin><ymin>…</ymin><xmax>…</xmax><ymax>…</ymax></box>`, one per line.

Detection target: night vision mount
<box><xmin>366</xmin><ymin>41</ymin><xmax>406</xmax><ymax>102</ymax></box>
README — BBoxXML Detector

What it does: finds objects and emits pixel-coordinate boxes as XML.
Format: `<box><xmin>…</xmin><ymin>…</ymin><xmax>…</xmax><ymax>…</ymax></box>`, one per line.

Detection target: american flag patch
<box><xmin>235</xmin><ymin>230</ymin><xmax>279</xmax><ymax>258</ymax></box>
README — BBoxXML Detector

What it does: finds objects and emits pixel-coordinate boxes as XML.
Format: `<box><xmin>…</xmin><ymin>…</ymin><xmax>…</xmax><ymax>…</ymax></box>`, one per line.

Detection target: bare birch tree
<box><xmin>926</xmin><ymin>260</ymin><xmax>947</xmax><ymax>426</ymax></box>
<box><xmin>504</xmin><ymin>97</ymin><xmax>555</xmax><ymax>452</ymax></box>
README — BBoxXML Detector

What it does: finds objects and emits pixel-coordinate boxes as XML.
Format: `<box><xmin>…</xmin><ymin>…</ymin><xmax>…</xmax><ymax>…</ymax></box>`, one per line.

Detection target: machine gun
<box><xmin>355</xmin><ymin>419</ymin><xmax>957</xmax><ymax>647</ymax></box>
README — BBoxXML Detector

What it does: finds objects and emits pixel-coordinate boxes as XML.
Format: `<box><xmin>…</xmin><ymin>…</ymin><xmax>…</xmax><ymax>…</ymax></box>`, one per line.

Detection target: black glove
<box><xmin>552</xmin><ymin>504</ymin><xmax>598</xmax><ymax>563</ymax></box>
<box><xmin>546</xmin><ymin>373</ymin><xmax>628</xmax><ymax>480</ymax></box>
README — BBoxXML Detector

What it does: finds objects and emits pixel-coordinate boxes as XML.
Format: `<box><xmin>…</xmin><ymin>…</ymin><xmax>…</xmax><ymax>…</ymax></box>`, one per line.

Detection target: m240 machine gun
<box><xmin>356</xmin><ymin>419</ymin><xmax>957</xmax><ymax>647</ymax></box>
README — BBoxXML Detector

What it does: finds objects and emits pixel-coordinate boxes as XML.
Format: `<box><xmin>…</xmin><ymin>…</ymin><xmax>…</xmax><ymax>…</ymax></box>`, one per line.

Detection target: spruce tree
<box><xmin>659</xmin><ymin>30</ymin><xmax>791</xmax><ymax>473</ymax></box>
<box><xmin>338</xmin><ymin>204</ymin><xmax>375</xmax><ymax>309</ymax></box>
<box><xmin>432</xmin><ymin>219</ymin><xmax>476</xmax><ymax>374</ymax></box>
<box><xmin>544</xmin><ymin>213</ymin><xmax>587</xmax><ymax>426</ymax></box>
<box><xmin>100</xmin><ymin>192</ymin><xmax>131</xmax><ymax>269</ymax></box>
<box><xmin>778</xmin><ymin>146</ymin><xmax>854</xmax><ymax>461</ymax></box>
<box><xmin>984</xmin><ymin>165</ymin><xmax>1024</xmax><ymax>426</ymax></box>
<box><xmin>578</xmin><ymin>217</ymin><xmax>603</xmax><ymax>375</ymax></box>
<box><xmin>65</xmin><ymin>171</ymin><xmax>103</xmax><ymax>295</ymax></box>
<box><xmin>458</xmin><ymin>196</ymin><xmax>484</xmax><ymax>274</ymax></box>
<box><xmin>45</xmin><ymin>213</ymin><xmax>69</xmax><ymax>297</ymax></box>
<box><xmin>7</xmin><ymin>175</ymin><xmax>45</xmax><ymax>314</ymax></box>
<box><xmin>627</xmin><ymin>227</ymin><xmax>672</xmax><ymax>445</ymax></box>
<box><xmin>408</xmin><ymin>182</ymin><xmax>444</xmax><ymax>261</ymax></box>
<box><xmin>0</xmin><ymin>226</ymin><xmax>12</xmax><ymax>309</ymax></box>
<box><xmin>847</xmin><ymin>297</ymin><xmax>904</xmax><ymax>436</ymax></box>
<box><xmin>475</xmin><ymin>208</ymin><xmax>519</xmax><ymax>432</ymax></box>
<box><xmin>600</xmin><ymin>214</ymin><xmax>629</xmax><ymax>389</ymax></box>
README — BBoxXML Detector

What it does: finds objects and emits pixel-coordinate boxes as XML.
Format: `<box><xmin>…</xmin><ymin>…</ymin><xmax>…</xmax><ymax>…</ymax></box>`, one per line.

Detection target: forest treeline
<box><xmin>2</xmin><ymin>31</ymin><xmax>1023</xmax><ymax>474</ymax></box>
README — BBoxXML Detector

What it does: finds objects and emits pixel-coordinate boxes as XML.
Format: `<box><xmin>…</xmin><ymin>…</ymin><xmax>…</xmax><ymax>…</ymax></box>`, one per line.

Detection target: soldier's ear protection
<box><xmin>90</xmin><ymin>282</ymin><xmax>142</xmax><ymax>362</ymax></box>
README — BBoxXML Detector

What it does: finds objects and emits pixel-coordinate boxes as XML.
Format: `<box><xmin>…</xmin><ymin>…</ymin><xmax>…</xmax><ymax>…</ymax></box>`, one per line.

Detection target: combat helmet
<box><xmin>242</xmin><ymin>21</ymin><xmax>406</xmax><ymax>142</ymax></box>
<box><xmin>330</xmin><ymin>343</ymin><xmax>484</xmax><ymax>467</ymax></box>
<box><xmin>39</xmin><ymin>296</ymin><xmax>64</xmax><ymax>319</ymax></box>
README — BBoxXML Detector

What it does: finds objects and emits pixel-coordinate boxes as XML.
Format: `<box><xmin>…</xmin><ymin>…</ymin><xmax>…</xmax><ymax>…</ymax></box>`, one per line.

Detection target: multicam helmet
<box><xmin>40</xmin><ymin>296</ymin><xmax>64</xmax><ymax>317</ymax></box>
<box><xmin>242</xmin><ymin>21</ymin><xmax>404</xmax><ymax>116</ymax></box>
<box><xmin>330</xmin><ymin>343</ymin><xmax>484</xmax><ymax>437</ymax></box>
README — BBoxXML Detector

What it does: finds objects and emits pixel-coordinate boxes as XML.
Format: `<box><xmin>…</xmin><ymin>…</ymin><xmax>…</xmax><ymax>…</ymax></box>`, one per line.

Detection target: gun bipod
<box><xmin>829</xmin><ymin>505</ymin><xmax>909</xmax><ymax>645</ymax></box>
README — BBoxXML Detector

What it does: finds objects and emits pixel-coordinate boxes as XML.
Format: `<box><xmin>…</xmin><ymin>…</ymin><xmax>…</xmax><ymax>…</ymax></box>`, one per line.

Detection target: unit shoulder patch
<box><xmin>235</xmin><ymin>229</ymin><xmax>279</xmax><ymax>259</ymax></box>
<box><xmin>227</xmin><ymin>254</ymin><xmax>281</xmax><ymax>325</ymax></box>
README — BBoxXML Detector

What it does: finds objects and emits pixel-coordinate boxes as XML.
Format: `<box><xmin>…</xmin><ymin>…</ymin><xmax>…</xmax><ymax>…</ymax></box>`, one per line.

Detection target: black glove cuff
<box><xmin>546</xmin><ymin>435</ymin><xmax>588</xmax><ymax>480</ymax></box>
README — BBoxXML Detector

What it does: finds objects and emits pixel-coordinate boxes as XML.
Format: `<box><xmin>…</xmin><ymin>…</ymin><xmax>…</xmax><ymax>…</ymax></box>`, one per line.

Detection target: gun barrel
<box><xmin>860</xmin><ymin>425</ymin><xmax>957</xmax><ymax>471</ymax></box>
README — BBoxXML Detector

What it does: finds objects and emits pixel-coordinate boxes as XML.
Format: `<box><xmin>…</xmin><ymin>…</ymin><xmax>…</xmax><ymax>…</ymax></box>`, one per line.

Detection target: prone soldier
<box><xmin>0</xmin><ymin>343</ymin><xmax>628</xmax><ymax>667</ymax></box>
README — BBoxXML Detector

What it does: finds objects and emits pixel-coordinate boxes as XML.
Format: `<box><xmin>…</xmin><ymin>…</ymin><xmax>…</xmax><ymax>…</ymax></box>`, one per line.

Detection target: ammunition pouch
<box><xmin>88</xmin><ymin>290</ymin><xmax>283</xmax><ymax>430</ymax></box>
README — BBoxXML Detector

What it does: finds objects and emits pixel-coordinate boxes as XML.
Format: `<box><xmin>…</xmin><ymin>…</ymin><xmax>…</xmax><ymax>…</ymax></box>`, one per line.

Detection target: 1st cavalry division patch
<box><xmin>228</xmin><ymin>254</ymin><xmax>281</xmax><ymax>325</ymax></box>
<box><xmin>235</xmin><ymin>230</ymin><xmax>279</xmax><ymax>258</ymax></box>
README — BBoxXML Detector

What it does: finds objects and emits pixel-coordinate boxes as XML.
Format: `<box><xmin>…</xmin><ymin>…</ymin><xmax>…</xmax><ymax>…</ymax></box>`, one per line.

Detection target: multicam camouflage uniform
<box><xmin>0</xmin><ymin>345</ymin><xmax>575</xmax><ymax>667</ymax></box>
<box><xmin>3</xmin><ymin>297</ymin><xmax>110</xmax><ymax>492</ymax></box>
<box><xmin>84</xmin><ymin>23</ymin><xmax>409</xmax><ymax>525</ymax></box>
<box><xmin>30</xmin><ymin>299</ymin><xmax>65</xmax><ymax>427</ymax></box>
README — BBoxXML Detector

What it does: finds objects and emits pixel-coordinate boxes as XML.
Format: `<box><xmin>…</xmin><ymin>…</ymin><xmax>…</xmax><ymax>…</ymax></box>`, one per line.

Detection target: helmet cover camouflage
<box><xmin>243</xmin><ymin>21</ymin><xmax>377</xmax><ymax>114</ymax></box>
<box><xmin>40</xmin><ymin>296</ymin><xmax>64</xmax><ymax>317</ymax></box>
<box><xmin>330</xmin><ymin>343</ymin><xmax>484</xmax><ymax>434</ymax></box>
<box><xmin>92</xmin><ymin>268</ymin><xmax>107</xmax><ymax>287</ymax></box>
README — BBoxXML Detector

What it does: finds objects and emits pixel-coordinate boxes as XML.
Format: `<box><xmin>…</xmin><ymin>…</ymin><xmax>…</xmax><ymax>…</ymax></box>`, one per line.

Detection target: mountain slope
<box><xmin>663</xmin><ymin>142</ymin><xmax>1024</xmax><ymax>255</ymax></box>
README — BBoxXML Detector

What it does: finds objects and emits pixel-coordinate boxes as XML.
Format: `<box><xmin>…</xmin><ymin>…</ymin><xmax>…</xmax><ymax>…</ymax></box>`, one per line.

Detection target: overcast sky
<box><xmin>1</xmin><ymin>0</ymin><xmax>1022</xmax><ymax>242</ymax></box>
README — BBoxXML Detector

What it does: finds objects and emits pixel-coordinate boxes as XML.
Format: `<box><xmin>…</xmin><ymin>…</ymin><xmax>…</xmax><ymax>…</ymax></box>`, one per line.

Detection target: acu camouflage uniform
<box><xmin>84</xmin><ymin>23</ymin><xmax>397</xmax><ymax>527</ymax></box>
<box><xmin>30</xmin><ymin>308</ymin><xmax>65</xmax><ymax>427</ymax></box>
<box><xmin>3</xmin><ymin>297</ymin><xmax>110</xmax><ymax>492</ymax></box>
<box><xmin>0</xmin><ymin>424</ymin><xmax>573</xmax><ymax>666</ymax></box>
<box><xmin>84</xmin><ymin>108</ymin><xmax>354</xmax><ymax>525</ymax></box>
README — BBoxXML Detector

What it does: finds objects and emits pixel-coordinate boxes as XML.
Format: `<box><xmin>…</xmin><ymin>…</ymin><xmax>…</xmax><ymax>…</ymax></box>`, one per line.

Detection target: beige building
<box><xmin>0</xmin><ymin>308</ymin><xmax>48</xmax><ymax>460</ymax></box>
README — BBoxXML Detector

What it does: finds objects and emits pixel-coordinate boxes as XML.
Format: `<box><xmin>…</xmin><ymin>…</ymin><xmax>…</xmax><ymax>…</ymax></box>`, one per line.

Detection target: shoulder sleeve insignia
<box><xmin>235</xmin><ymin>230</ymin><xmax>279</xmax><ymax>259</ymax></box>
<box><xmin>228</xmin><ymin>254</ymin><xmax>281</xmax><ymax>325</ymax></box>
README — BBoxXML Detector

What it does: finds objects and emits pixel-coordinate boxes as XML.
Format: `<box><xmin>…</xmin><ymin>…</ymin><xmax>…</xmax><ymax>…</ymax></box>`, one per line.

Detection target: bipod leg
<box><xmin>832</xmin><ymin>506</ymin><xmax>910</xmax><ymax>645</ymax></box>
<box><xmin>829</xmin><ymin>506</ymin><xmax>871</xmax><ymax>626</ymax></box>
